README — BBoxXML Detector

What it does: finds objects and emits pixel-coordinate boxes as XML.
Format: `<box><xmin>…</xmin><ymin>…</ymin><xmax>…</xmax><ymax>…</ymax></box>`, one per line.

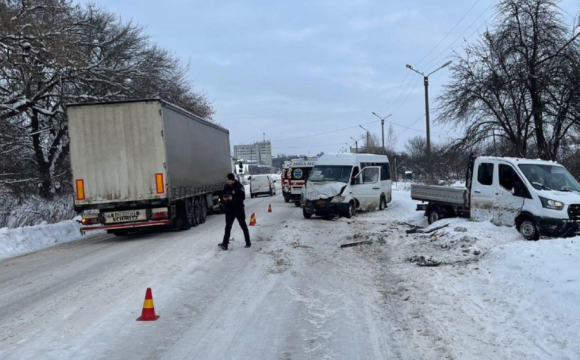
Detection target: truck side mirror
<box><xmin>512</xmin><ymin>181</ymin><xmax>524</xmax><ymax>197</ymax></box>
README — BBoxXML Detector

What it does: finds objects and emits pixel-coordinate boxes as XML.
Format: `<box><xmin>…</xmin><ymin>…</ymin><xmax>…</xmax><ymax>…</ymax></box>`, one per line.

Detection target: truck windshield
<box><xmin>309</xmin><ymin>166</ymin><xmax>353</xmax><ymax>183</ymax></box>
<box><xmin>518</xmin><ymin>164</ymin><xmax>580</xmax><ymax>192</ymax></box>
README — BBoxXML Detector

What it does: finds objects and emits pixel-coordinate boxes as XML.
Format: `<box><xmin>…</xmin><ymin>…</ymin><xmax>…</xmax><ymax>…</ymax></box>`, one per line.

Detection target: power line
<box><xmin>414</xmin><ymin>0</ymin><xmax>481</xmax><ymax>68</ymax></box>
<box><xmin>423</xmin><ymin>5</ymin><xmax>497</xmax><ymax>72</ymax></box>
<box><xmin>271</xmin><ymin>119</ymin><xmax>380</xmax><ymax>142</ymax></box>
<box><xmin>273</xmin><ymin>142</ymin><xmax>346</xmax><ymax>150</ymax></box>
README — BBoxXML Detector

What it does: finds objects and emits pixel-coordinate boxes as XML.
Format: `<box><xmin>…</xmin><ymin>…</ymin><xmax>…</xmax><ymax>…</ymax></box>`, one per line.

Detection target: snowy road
<box><xmin>3</xmin><ymin>187</ymin><xmax>580</xmax><ymax>359</ymax></box>
<box><xmin>0</xmin><ymin>192</ymin><xmax>413</xmax><ymax>360</ymax></box>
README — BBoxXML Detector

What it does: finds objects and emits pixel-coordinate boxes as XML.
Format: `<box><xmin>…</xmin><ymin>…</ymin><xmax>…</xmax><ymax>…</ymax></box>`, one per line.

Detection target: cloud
<box><xmin>350</xmin><ymin>11</ymin><xmax>417</xmax><ymax>31</ymax></box>
<box><xmin>192</xmin><ymin>54</ymin><xmax>233</xmax><ymax>67</ymax></box>
<box><xmin>308</xmin><ymin>65</ymin><xmax>400</xmax><ymax>93</ymax></box>
<box><xmin>263</xmin><ymin>27</ymin><xmax>319</xmax><ymax>41</ymax></box>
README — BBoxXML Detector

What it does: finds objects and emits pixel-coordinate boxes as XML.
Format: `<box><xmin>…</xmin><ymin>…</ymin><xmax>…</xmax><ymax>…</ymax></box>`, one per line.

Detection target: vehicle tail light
<box><xmin>81</xmin><ymin>217</ymin><xmax>98</xmax><ymax>225</ymax></box>
<box><xmin>155</xmin><ymin>173</ymin><xmax>164</xmax><ymax>194</ymax></box>
<box><xmin>76</xmin><ymin>179</ymin><xmax>85</xmax><ymax>200</ymax></box>
<box><xmin>151</xmin><ymin>211</ymin><xmax>168</xmax><ymax>220</ymax></box>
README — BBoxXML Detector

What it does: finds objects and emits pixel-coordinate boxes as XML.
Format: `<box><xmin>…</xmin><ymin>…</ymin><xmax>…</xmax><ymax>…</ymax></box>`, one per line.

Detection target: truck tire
<box><xmin>303</xmin><ymin>208</ymin><xmax>313</xmax><ymax>219</ymax></box>
<box><xmin>518</xmin><ymin>217</ymin><xmax>540</xmax><ymax>241</ymax></box>
<box><xmin>426</xmin><ymin>206</ymin><xmax>442</xmax><ymax>225</ymax></box>
<box><xmin>294</xmin><ymin>201</ymin><xmax>301</xmax><ymax>208</ymax></box>
<box><xmin>179</xmin><ymin>200</ymin><xmax>192</xmax><ymax>230</ymax></box>
<box><xmin>192</xmin><ymin>197</ymin><xmax>202</xmax><ymax>227</ymax></box>
<box><xmin>284</xmin><ymin>197</ymin><xmax>290</xmax><ymax>203</ymax></box>
<box><xmin>200</xmin><ymin>197</ymin><xmax>207</xmax><ymax>224</ymax></box>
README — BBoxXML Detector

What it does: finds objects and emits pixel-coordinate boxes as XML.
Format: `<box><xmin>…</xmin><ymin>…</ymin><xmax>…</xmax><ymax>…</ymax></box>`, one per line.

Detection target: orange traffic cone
<box><xmin>249</xmin><ymin>213</ymin><xmax>256</xmax><ymax>226</ymax></box>
<box><xmin>268</xmin><ymin>204</ymin><xmax>272</xmax><ymax>213</ymax></box>
<box><xmin>137</xmin><ymin>287</ymin><xmax>160</xmax><ymax>321</ymax></box>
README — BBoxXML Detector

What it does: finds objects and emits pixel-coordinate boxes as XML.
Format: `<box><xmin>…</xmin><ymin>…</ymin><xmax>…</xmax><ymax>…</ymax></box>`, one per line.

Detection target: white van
<box><xmin>302</xmin><ymin>153</ymin><xmax>392</xmax><ymax>218</ymax></box>
<box><xmin>250</xmin><ymin>175</ymin><xmax>276</xmax><ymax>198</ymax></box>
<box><xmin>411</xmin><ymin>155</ymin><xmax>580</xmax><ymax>240</ymax></box>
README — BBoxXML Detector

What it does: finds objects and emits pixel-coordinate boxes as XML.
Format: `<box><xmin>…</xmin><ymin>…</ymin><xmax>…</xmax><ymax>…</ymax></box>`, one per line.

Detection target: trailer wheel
<box><xmin>200</xmin><ymin>197</ymin><xmax>207</xmax><ymax>224</ymax></box>
<box><xmin>179</xmin><ymin>199</ymin><xmax>192</xmax><ymax>230</ymax></box>
<box><xmin>284</xmin><ymin>197</ymin><xmax>290</xmax><ymax>203</ymax></box>
<box><xmin>426</xmin><ymin>206</ymin><xmax>442</xmax><ymax>225</ymax></box>
<box><xmin>192</xmin><ymin>197</ymin><xmax>202</xmax><ymax>227</ymax></box>
<box><xmin>303</xmin><ymin>208</ymin><xmax>313</xmax><ymax>219</ymax></box>
<box><xmin>294</xmin><ymin>201</ymin><xmax>301</xmax><ymax>208</ymax></box>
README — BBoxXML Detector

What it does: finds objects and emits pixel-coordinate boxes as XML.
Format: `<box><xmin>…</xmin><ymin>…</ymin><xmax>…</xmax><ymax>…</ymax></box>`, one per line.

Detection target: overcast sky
<box><xmin>79</xmin><ymin>0</ymin><xmax>580</xmax><ymax>157</ymax></box>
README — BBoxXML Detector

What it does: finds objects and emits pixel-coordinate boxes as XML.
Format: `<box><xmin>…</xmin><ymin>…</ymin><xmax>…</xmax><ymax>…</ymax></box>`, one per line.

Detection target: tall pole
<box><xmin>355</xmin><ymin>140</ymin><xmax>358</xmax><ymax>153</ymax></box>
<box><xmin>424</xmin><ymin>75</ymin><xmax>431</xmax><ymax>183</ymax></box>
<box><xmin>381</xmin><ymin>119</ymin><xmax>385</xmax><ymax>154</ymax></box>
<box><xmin>366</xmin><ymin>131</ymin><xmax>370</xmax><ymax>152</ymax></box>
<box><xmin>372</xmin><ymin>112</ymin><xmax>392</xmax><ymax>155</ymax></box>
<box><xmin>405</xmin><ymin>61</ymin><xmax>452</xmax><ymax>184</ymax></box>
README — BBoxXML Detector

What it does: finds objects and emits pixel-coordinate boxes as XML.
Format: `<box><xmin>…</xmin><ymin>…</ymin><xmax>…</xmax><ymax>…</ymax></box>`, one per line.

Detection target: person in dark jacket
<box><xmin>218</xmin><ymin>173</ymin><xmax>251</xmax><ymax>250</ymax></box>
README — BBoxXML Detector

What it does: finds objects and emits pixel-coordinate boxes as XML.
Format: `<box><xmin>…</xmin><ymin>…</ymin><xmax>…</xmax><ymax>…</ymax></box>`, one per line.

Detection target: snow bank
<box><xmin>0</xmin><ymin>219</ymin><xmax>90</xmax><ymax>260</ymax></box>
<box><xmin>355</xmin><ymin>189</ymin><xmax>580</xmax><ymax>358</ymax></box>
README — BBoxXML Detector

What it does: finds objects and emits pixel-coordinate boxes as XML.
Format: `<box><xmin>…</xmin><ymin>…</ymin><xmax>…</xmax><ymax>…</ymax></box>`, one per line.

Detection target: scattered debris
<box><xmin>454</xmin><ymin>227</ymin><xmax>468</xmax><ymax>232</ymax></box>
<box><xmin>406</xmin><ymin>223</ymin><xmax>450</xmax><ymax>234</ymax></box>
<box><xmin>340</xmin><ymin>240</ymin><xmax>373</xmax><ymax>249</ymax></box>
<box><xmin>407</xmin><ymin>255</ymin><xmax>442</xmax><ymax>267</ymax></box>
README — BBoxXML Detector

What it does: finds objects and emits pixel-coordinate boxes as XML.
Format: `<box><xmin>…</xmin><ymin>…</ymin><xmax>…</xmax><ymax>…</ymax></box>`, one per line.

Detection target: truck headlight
<box><xmin>330</xmin><ymin>196</ymin><xmax>345</xmax><ymax>203</ymax></box>
<box><xmin>539</xmin><ymin>196</ymin><xmax>564</xmax><ymax>210</ymax></box>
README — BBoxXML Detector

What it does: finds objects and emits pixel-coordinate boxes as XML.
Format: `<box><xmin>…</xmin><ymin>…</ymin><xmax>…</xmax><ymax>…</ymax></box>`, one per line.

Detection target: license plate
<box><xmin>104</xmin><ymin>210</ymin><xmax>146</xmax><ymax>223</ymax></box>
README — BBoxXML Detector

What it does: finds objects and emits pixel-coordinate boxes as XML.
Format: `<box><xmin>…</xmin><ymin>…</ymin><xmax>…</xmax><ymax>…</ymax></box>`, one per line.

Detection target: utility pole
<box><xmin>350</xmin><ymin>136</ymin><xmax>364</xmax><ymax>154</ymax></box>
<box><xmin>359</xmin><ymin>125</ymin><xmax>371</xmax><ymax>152</ymax></box>
<box><xmin>405</xmin><ymin>61</ymin><xmax>452</xmax><ymax>183</ymax></box>
<box><xmin>372</xmin><ymin>112</ymin><xmax>392</xmax><ymax>154</ymax></box>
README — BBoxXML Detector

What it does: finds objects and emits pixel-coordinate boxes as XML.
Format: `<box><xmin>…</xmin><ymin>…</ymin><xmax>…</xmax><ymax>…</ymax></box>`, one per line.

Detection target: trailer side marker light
<box><xmin>76</xmin><ymin>179</ymin><xmax>85</xmax><ymax>200</ymax></box>
<box><xmin>155</xmin><ymin>173</ymin><xmax>164</xmax><ymax>194</ymax></box>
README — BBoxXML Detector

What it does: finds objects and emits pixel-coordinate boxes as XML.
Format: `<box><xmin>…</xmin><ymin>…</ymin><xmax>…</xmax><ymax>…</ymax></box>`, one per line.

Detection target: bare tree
<box><xmin>438</xmin><ymin>0</ymin><xmax>580</xmax><ymax>160</ymax></box>
<box><xmin>0</xmin><ymin>0</ymin><xmax>213</xmax><ymax>198</ymax></box>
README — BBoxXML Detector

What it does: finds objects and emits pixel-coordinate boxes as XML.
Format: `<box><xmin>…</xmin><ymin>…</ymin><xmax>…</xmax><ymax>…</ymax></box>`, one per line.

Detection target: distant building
<box><xmin>234</xmin><ymin>141</ymin><xmax>272</xmax><ymax>167</ymax></box>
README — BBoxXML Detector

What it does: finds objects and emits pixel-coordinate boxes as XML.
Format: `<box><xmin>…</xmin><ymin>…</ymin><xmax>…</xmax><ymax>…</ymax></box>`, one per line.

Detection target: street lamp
<box><xmin>371</xmin><ymin>112</ymin><xmax>392</xmax><ymax>154</ymax></box>
<box><xmin>350</xmin><ymin>136</ymin><xmax>364</xmax><ymax>153</ymax></box>
<box><xmin>405</xmin><ymin>60</ymin><xmax>452</xmax><ymax>183</ymax></box>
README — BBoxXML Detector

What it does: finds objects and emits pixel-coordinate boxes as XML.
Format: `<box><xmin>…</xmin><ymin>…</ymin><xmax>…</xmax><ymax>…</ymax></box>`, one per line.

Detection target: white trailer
<box><xmin>67</xmin><ymin>99</ymin><xmax>231</xmax><ymax>235</ymax></box>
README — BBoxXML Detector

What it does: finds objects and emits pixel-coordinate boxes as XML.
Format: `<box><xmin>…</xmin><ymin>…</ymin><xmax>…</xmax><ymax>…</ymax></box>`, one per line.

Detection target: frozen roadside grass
<box><xmin>0</xmin><ymin>193</ymin><xmax>75</xmax><ymax>228</ymax></box>
<box><xmin>339</xmin><ymin>189</ymin><xmax>580</xmax><ymax>359</ymax></box>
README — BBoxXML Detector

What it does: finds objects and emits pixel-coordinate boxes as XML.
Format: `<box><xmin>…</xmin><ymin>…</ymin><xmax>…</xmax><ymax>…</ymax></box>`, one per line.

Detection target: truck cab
<box><xmin>411</xmin><ymin>156</ymin><xmax>580</xmax><ymax>240</ymax></box>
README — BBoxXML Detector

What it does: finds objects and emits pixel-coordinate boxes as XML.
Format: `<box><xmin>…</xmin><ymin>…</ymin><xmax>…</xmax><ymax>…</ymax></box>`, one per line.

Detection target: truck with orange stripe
<box><xmin>67</xmin><ymin>99</ymin><xmax>231</xmax><ymax>235</ymax></box>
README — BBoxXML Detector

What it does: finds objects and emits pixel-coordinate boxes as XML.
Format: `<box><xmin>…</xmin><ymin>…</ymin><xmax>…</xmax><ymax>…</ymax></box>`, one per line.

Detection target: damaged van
<box><xmin>302</xmin><ymin>153</ymin><xmax>392</xmax><ymax>219</ymax></box>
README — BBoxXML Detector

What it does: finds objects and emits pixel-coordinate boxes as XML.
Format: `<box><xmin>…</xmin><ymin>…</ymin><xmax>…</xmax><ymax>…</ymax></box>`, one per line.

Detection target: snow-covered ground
<box><xmin>1</xmin><ymin>187</ymin><xmax>579</xmax><ymax>359</ymax></box>
<box><xmin>0</xmin><ymin>219</ymin><xmax>102</xmax><ymax>261</ymax></box>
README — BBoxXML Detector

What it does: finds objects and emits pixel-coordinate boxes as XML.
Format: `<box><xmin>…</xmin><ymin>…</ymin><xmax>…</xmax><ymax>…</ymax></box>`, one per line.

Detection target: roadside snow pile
<box><xmin>0</xmin><ymin>219</ymin><xmax>87</xmax><ymax>260</ymax></box>
<box><xmin>348</xmin><ymin>189</ymin><xmax>580</xmax><ymax>358</ymax></box>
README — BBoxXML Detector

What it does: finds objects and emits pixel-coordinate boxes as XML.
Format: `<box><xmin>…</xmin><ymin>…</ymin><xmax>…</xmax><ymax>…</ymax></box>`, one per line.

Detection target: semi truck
<box><xmin>411</xmin><ymin>155</ymin><xmax>580</xmax><ymax>240</ymax></box>
<box><xmin>67</xmin><ymin>99</ymin><xmax>232</xmax><ymax>235</ymax></box>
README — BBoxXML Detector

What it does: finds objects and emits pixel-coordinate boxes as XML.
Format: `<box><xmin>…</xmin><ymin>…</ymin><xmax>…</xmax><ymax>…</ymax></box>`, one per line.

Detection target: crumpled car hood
<box><xmin>304</xmin><ymin>182</ymin><xmax>347</xmax><ymax>200</ymax></box>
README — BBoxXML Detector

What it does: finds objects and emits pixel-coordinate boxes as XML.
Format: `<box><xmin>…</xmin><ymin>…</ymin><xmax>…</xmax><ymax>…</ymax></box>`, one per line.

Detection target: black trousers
<box><xmin>222</xmin><ymin>209</ymin><xmax>251</xmax><ymax>246</ymax></box>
